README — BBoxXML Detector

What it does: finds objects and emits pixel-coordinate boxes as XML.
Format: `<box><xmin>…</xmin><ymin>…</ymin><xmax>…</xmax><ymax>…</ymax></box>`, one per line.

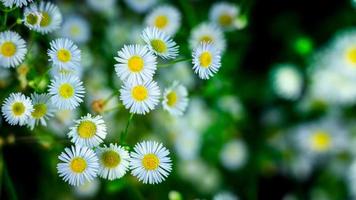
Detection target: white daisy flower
<box><xmin>145</xmin><ymin>5</ymin><xmax>181</xmax><ymax>35</ymax></box>
<box><xmin>57</xmin><ymin>145</ymin><xmax>99</xmax><ymax>186</ymax></box>
<box><xmin>162</xmin><ymin>81</ymin><xmax>188</xmax><ymax>116</ymax></box>
<box><xmin>24</xmin><ymin>1</ymin><xmax>62</xmax><ymax>34</ymax></box>
<box><xmin>96</xmin><ymin>143</ymin><xmax>130</xmax><ymax>180</ymax></box>
<box><xmin>120</xmin><ymin>80</ymin><xmax>160</xmax><ymax>115</ymax></box>
<box><xmin>68</xmin><ymin>114</ymin><xmax>107</xmax><ymax>148</ymax></box>
<box><xmin>48</xmin><ymin>38</ymin><xmax>81</xmax><ymax>71</ymax></box>
<box><xmin>130</xmin><ymin>141</ymin><xmax>172</xmax><ymax>184</ymax></box>
<box><xmin>293</xmin><ymin>118</ymin><xmax>348</xmax><ymax>158</ymax></box>
<box><xmin>23</xmin><ymin>10</ymin><xmax>42</xmax><ymax>30</ymax></box>
<box><xmin>209</xmin><ymin>2</ymin><xmax>240</xmax><ymax>31</ymax></box>
<box><xmin>192</xmin><ymin>42</ymin><xmax>222</xmax><ymax>79</ymax></box>
<box><xmin>124</xmin><ymin>0</ymin><xmax>157</xmax><ymax>14</ymax></box>
<box><xmin>189</xmin><ymin>22</ymin><xmax>226</xmax><ymax>52</ymax></box>
<box><xmin>271</xmin><ymin>64</ymin><xmax>303</xmax><ymax>100</ymax></box>
<box><xmin>48</xmin><ymin>74</ymin><xmax>85</xmax><ymax>110</ymax></box>
<box><xmin>141</xmin><ymin>27</ymin><xmax>179</xmax><ymax>59</ymax></box>
<box><xmin>114</xmin><ymin>44</ymin><xmax>157</xmax><ymax>84</ymax></box>
<box><xmin>27</xmin><ymin>93</ymin><xmax>56</xmax><ymax>130</ymax></box>
<box><xmin>0</xmin><ymin>31</ymin><xmax>27</xmax><ymax>68</ymax></box>
<box><xmin>1</xmin><ymin>93</ymin><xmax>33</xmax><ymax>126</ymax></box>
<box><xmin>1</xmin><ymin>0</ymin><xmax>32</xmax><ymax>8</ymax></box>
<box><xmin>60</xmin><ymin>15</ymin><xmax>90</xmax><ymax>44</ymax></box>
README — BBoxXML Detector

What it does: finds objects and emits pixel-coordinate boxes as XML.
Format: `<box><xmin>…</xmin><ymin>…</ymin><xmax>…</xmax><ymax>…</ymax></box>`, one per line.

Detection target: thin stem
<box><xmin>178</xmin><ymin>0</ymin><xmax>198</xmax><ymax>29</ymax></box>
<box><xmin>157</xmin><ymin>57</ymin><xmax>191</xmax><ymax>68</ymax></box>
<box><xmin>103</xmin><ymin>91</ymin><xmax>118</xmax><ymax>105</ymax></box>
<box><xmin>120</xmin><ymin>113</ymin><xmax>134</xmax><ymax>144</ymax></box>
<box><xmin>2</xmin><ymin>159</ymin><xmax>17</xmax><ymax>200</ymax></box>
<box><xmin>103</xmin><ymin>104</ymin><xmax>121</xmax><ymax>114</ymax></box>
<box><xmin>2</xmin><ymin>12</ymin><xmax>7</xmax><ymax>29</ymax></box>
<box><xmin>8</xmin><ymin>22</ymin><xmax>17</xmax><ymax>30</ymax></box>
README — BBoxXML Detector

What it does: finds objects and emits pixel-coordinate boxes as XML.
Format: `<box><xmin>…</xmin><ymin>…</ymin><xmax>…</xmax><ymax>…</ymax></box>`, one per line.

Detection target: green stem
<box><xmin>120</xmin><ymin>113</ymin><xmax>134</xmax><ymax>144</ymax></box>
<box><xmin>178</xmin><ymin>0</ymin><xmax>198</xmax><ymax>29</ymax></box>
<box><xmin>103</xmin><ymin>91</ymin><xmax>118</xmax><ymax>105</ymax></box>
<box><xmin>157</xmin><ymin>57</ymin><xmax>191</xmax><ymax>68</ymax></box>
<box><xmin>8</xmin><ymin>22</ymin><xmax>17</xmax><ymax>30</ymax></box>
<box><xmin>2</xmin><ymin>159</ymin><xmax>17</xmax><ymax>200</ymax></box>
<box><xmin>2</xmin><ymin>12</ymin><xmax>7</xmax><ymax>29</ymax></box>
<box><xmin>103</xmin><ymin>104</ymin><xmax>121</xmax><ymax>114</ymax></box>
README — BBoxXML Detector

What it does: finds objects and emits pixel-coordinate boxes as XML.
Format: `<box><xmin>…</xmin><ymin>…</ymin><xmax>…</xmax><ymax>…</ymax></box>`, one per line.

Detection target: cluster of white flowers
<box><xmin>307</xmin><ymin>29</ymin><xmax>356</xmax><ymax>106</ymax></box>
<box><xmin>0</xmin><ymin>0</ymin><xmax>241</xmax><ymax>189</ymax></box>
<box><xmin>57</xmin><ymin>118</ymin><xmax>172</xmax><ymax>186</ymax></box>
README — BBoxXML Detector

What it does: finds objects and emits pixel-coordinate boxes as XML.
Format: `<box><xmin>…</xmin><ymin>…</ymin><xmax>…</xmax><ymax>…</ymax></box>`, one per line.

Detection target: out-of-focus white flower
<box><xmin>209</xmin><ymin>1</ymin><xmax>241</xmax><ymax>31</ymax></box>
<box><xmin>189</xmin><ymin>22</ymin><xmax>226</xmax><ymax>52</ymax></box>
<box><xmin>145</xmin><ymin>5</ymin><xmax>181</xmax><ymax>35</ymax></box>
<box><xmin>60</xmin><ymin>15</ymin><xmax>90</xmax><ymax>44</ymax></box>
<box><xmin>220</xmin><ymin>139</ymin><xmax>248</xmax><ymax>170</ymax></box>
<box><xmin>271</xmin><ymin>64</ymin><xmax>303</xmax><ymax>100</ymax></box>
<box><xmin>124</xmin><ymin>0</ymin><xmax>157</xmax><ymax>14</ymax></box>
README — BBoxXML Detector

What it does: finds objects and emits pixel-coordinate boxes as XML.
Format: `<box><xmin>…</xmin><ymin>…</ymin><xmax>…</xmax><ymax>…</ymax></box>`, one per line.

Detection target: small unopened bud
<box><xmin>7</xmin><ymin>134</ymin><xmax>15</xmax><ymax>145</ymax></box>
<box><xmin>91</xmin><ymin>99</ymin><xmax>105</xmax><ymax>113</ymax></box>
<box><xmin>169</xmin><ymin>191</ymin><xmax>182</xmax><ymax>200</ymax></box>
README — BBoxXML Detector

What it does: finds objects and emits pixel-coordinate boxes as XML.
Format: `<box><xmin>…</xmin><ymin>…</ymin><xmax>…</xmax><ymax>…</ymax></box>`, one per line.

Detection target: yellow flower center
<box><xmin>345</xmin><ymin>47</ymin><xmax>356</xmax><ymax>65</ymax></box>
<box><xmin>58</xmin><ymin>83</ymin><xmax>74</xmax><ymax>99</ymax></box>
<box><xmin>150</xmin><ymin>39</ymin><xmax>167</xmax><ymax>53</ymax></box>
<box><xmin>77</xmin><ymin>120</ymin><xmax>97</xmax><ymax>139</ymax></box>
<box><xmin>57</xmin><ymin>49</ymin><xmax>72</xmax><ymax>63</ymax></box>
<box><xmin>1</xmin><ymin>42</ymin><xmax>16</xmax><ymax>57</ymax></box>
<box><xmin>70</xmin><ymin>25</ymin><xmax>81</xmax><ymax>36</ymax></box>
<box><xmin>101</xmin><ymin>150</ymin><xmax>121</xmax><ymax>168</ymax></box>
<box><xmin>40</xmin><ymin>12</ymin><xmax>51</xmax><ymax>27</ymax></box>
<box><xmin>142</xmin><ymin>153</ymin><xmax>160</xmax><ymax>170</ymax></box>
<box><xmin>70</xmin><ymin>157</ymin><xmax>87</xmax><ymax>173</ymax></box>
<box><xmin>218</xmin><ymin>14</ymin><xmax>233</xmax><ymax>27</ymax></box>
<box><xmin>11</xmin><ymin>102</ymin><xmax>25</xmax><ymax>116</ymax></box>
<box><xmin>31</xmin><ymin>103</ymin><xmax>47</xmax><ymax>119</ymax></box>
<box><xmin>26</xmin><ymin>13</ymin><xmax>39</xmax><ymax>25</ymax></box>
<box><xmin>166</xmin><ymin>91</ymin><xmax>178</xmax><ymax>107</ymax></box>
<box><xmin>131</xmin><ymin>86</ymin><xmax>149</xmax><ymax>101</ymax></box>
<box><xmin>200</xmin><ymin>35</ymin><xmax>213</xmax><ymax>43</ymax></box>
<box><xmin>154</xmin><ymin>15</ymin><xmax>168</xmax><ymax>29</ymax></box>
<box><xmin>310</xmin><ymin>131</ymin><xmax>331</xmax><ymax>152</ymax></box>
<box><xmin>199</xmin><ymin>51</ymin><xmax>212</xmax><ymax>67</ymax></box>
<box><xmin>128</xmin><ymin>56</ymin><xmax>144</xmax><ymax>72</ymax></box>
